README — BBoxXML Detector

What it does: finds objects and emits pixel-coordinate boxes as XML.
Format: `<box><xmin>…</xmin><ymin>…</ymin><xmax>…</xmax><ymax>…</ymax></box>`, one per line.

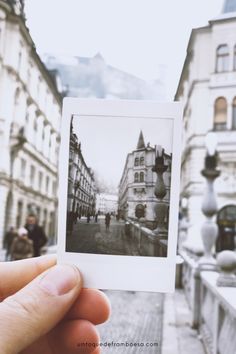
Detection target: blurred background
<box><xmin>0</xmin><ymin>1</ymin><xmax>236</xmax><ymax>353</ymax></box>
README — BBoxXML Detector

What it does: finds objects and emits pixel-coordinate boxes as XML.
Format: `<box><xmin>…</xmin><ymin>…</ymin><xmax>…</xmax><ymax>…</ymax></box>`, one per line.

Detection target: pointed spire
<box><xmin>137</xmin><ymin>130</ymin><xmax>145</xmax><ymax>149</ymax></box>
<box><xmin>222</xmin><ymin>0</ymin><xmax>236</xmax><ymax>13</ymax></box>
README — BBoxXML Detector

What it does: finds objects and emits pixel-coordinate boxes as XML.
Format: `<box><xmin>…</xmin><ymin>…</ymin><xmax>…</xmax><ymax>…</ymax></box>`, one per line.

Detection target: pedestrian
<box><xmin>95</xmin><ymin>213</ymin><xmax>98</xmax><ymax>223</ymax></box>
<box><xmin>25</xmin><ymin>214</ymin><xmax>48</xmax><ymax>257</ymax></box>
<box><xmin>3</xmin><ymin>226</ymin><xmax>17</xmax><ymax>261</ymax></box>
<box><xmin>105</xmin><ymin>212</ymin><xmax>111</xmax><ymax>231</ymax></box>
<box><xmin>87</xmin><ymin>213</ymin><xmax>91</xmax><ymax>223</ymax></box>
<box><xmin>10</xmin><ymin>227</ymin><xmax>34</xmax><ymax>261</ymax></box>
<box><xmin>74</xmin><ymin>210</ymin><xmax>79</xmax><ymax>224</ymax></box>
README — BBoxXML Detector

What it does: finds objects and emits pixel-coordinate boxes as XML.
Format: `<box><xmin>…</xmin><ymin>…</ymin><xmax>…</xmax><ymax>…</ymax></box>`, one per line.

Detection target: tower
<box><xmin>136</xmin><ymin>130</ymin><xmax>145</xmax><ymax>150</ymax></box>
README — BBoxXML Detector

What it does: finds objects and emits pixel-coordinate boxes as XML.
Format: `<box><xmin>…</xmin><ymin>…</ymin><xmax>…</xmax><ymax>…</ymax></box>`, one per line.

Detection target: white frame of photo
<box><xmin>57</xmin><ymin>98</ymin><xmax>183</xmax><ymax>292</ymax></box>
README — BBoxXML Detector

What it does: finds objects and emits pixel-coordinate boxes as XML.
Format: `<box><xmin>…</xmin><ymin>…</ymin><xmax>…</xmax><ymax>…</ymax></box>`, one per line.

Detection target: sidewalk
<box><xmin>162</xmin><ymin>290</ymin><xmax>206</xmax><ymax>354</ymax></box>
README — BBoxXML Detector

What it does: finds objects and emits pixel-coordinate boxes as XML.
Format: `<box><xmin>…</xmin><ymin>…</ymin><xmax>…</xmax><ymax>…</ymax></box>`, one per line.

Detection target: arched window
<box><xmin>234</xmin><ymin>45</ymin><xmax>236</xmax><ymax>70</ymax></box>
<box><xmin>140</xmin><ymin>172</ymin><xmax>144</xmax><ymax>182</ymax></box>
<box><xmin>140</xmin><ymin>156</ymin><xmax>145</xmax><ymax>165</ymax></box>
<box><xmin>134</xmin><ymin>172</ymin><xmax>139</xmax><ymax>183</ymax></box>
<box><xmin>214</xmin><ymin>97</ymin><xmax>227</xmax><ymax>131</ymax></box>
<box><xmin>134</xmin><ymin>157</ymin><xmax>139</xmax><ymax>166</ymax></box>
<box><xmin>232</xmin><ymin>97</ymin><xmax>236</xmax><ymax>130</ymax></box>
<box><xmin>216</xmin><ymin>45</ymin><xmax>229</xmax><ymax>72</ymax></box>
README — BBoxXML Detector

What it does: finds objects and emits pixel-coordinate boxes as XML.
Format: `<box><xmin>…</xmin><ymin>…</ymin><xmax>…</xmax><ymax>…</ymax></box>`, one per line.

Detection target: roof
<box><xmin>136</xmin><ymin>131</ymin><xmax>146</xmax><ymax>149</ymax></box>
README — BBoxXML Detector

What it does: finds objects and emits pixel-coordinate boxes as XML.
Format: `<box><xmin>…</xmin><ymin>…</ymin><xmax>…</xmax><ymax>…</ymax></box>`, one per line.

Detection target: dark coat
<box><xmin>10</xmin><ymin>237</ymin><xmax>34</xmax><ymax>261</ymax></box>
<box><xmin>25</xmin><ymin>224</ymin><xmax>47</xmax><ymax>257</ymax></box>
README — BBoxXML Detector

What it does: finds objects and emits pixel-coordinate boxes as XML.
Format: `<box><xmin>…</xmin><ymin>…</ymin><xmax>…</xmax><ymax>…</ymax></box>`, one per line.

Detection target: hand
<box><xmin>0</xmin><ymin>256</ymin><xmax>110</xmax><ymax>354</ymax></box>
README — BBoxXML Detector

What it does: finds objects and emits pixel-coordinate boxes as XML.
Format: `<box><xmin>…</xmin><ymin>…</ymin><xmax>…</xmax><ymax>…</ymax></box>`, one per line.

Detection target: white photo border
<box><xmin>57</xmin><ymin>98</ymin><xmax>183</xmax><ymax>293</ymax></box>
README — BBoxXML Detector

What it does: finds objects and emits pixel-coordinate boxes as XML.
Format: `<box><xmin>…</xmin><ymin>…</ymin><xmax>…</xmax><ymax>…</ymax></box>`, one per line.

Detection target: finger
<box><xmin>0</xmin><ymin>264</ymin><xmax>82</xmax><ymax>354</ymax></box>
<box><xmin>66</xmin><ymin>289</ymin><xmax>111</xmax><ymax>325</ymax></box>
<box><xmin>49</xmin><ymin>319</ymin><xmax>100</xmax><ymax>354</ymax></box>
<box><xmin>0</xmin><ymin>255</ymin><xmax>56</xmax><ymax>300</ymax></box>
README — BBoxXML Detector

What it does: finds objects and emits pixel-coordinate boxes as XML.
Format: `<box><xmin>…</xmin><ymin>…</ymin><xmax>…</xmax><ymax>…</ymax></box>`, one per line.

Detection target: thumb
<box><xmin>0</xmin><ymin>264</ymin><xmax>82</xmax><ymax>354</ymax></box>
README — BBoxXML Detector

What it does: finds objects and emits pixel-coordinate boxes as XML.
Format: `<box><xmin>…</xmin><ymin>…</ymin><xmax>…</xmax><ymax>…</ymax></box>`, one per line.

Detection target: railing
<box><xmin>180</xmin><ymin>249</ymin><xmax>236</xmax><ymax>354</ymax></box>
<box><xmin>200</xmin><ymin>271</ymin><xmax>236</xmax><ymax>354</ymax></box>
<box><xmin>126</xmin><ymin>219</ymin><xmax>167</xmax><ymax>257</ymax></box>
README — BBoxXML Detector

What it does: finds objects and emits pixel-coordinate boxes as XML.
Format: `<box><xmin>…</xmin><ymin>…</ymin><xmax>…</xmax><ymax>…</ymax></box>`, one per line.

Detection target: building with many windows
<box><xmin>118</xmin><ymin>131</ymin><xmax>171</xmax><ymax>229</ymax></box>
<box><xmin>96</xmin><ymin>193</ymin><xmax>118</xmax><ymax>215</ymax></box>
<box><xmin>0</xmin><ymin>1</ymin><xmax>62</xmax><ymax>243</ymax></box>
<box><xmin>68</xmin><ymin>122</ymin><xmax>97</xmax><ymax>218</ymax></box>
<box><xmin>175</xmin><ymin>0</ymin><xmax>236</xmax><ymax>251</ymax></box>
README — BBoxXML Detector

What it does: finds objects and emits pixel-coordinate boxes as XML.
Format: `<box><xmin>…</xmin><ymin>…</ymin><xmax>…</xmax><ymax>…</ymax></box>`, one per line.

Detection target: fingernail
<box><xmin>40</xmin><ymin>265</ymin><xmax>80</xmax><ymax>296</ymax></box>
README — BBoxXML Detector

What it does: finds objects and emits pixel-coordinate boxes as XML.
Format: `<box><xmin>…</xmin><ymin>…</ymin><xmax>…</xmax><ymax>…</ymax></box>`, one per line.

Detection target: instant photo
<box><xmin>58</xmin><ymin>99</ymin><xmax>182</xmax><ymax>292</ymax></box>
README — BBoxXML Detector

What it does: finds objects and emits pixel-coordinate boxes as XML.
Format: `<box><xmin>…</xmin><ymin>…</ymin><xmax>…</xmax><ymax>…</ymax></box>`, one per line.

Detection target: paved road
<box><xmin>98</xmin><ymin>290</ymin><xmax>163</xmax><ymax>354</ymax></box>
<box><xmin>66</xmin><ymin>217</ymin><xmax>140</xmax><ymax>255</ymax></box>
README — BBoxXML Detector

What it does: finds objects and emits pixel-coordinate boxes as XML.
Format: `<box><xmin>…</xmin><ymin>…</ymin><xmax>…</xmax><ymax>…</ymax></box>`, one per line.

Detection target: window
<box><xmin>38</xmin><ymin>171</ymin><xmax>43</xmax><ymax>191</ymax></box>
<box><xmin>232</xmin><ymin>97</ymin><xmax>236</xmax><ymax>130</ymax></box>
<box><xmin>30</xmin><ymin>165</ymin><xmax>35</xmax><ymax>187</ymax></box>
<box><xmin>216</xmin><ymin>45</ymin><xmax>229</xmax><ymax>72</ymax></box>
<box><xmin>234</xmin><ymin>45</ymin><xmax>236</xmax><ymax>70</ymax></box>
<box><xmin>134</xmin><ymin>172</ymin><xmax>139</xmax><ymax>183</ymax></box>
<box><xmin>140</xmin><ymin>156</ymin><xmax>145</xmax><ymax>165</ymax></box>
<box><xmin>140</xmin><ymin>172</ymin><xmax>144</xmax><ymax>182</ymax></box>
<box><xmin>134</xmin><ymin>157</ymin><xmax>139</xmax><ymax>166</ymax></box>
<box><xmin>214</xmin><ymin>97</ymin><xmax>227</xmax><ymax>131</ymax></box>
<box><xmin>52</xmin><ymin>181</ymin><xmax>57</xmax><ymax>195</ymax></box>
<box><xmin>46</xmin><ymin>176</ymin><xmax>50</xmax><ymax>194</ymax></box>
<box><xmin>20</xmin><ymin>158</ymin><xmax>26</xmax><ymax>179</ymax></box>
<box><xmin>16</xmin><ymin>201</ymin><xmax>23</xmax><ymax>228</ymax></box>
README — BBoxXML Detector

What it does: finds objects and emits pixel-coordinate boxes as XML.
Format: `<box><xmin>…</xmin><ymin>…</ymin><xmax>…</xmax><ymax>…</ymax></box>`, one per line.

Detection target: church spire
<box><xmin>222</xmin><ymin>0</ymin><xmax>236</xmax><ymax>13</ymax></box>
<box><xmin>136</xmin><ymin>130</ymin><xmax>145</xmax><ymax>150</ymax></box>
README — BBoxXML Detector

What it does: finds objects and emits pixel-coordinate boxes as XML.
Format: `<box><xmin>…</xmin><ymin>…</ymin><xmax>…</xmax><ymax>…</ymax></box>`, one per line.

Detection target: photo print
<box><xmin>58</xmin><ymin>99</ymin><xmax>182</xmax><ymax>292</ymax></box>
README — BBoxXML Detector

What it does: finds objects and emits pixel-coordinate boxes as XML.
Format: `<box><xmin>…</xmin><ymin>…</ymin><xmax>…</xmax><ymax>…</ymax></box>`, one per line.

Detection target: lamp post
<box><xmin>199</xmin><ymin>132</ymin><xmax>220</xmax><ymax>266</ymax></box>
<box><xmin>152</xmin><ymin>146</ymin><xmax>168</xmax><ymax>237</ymax></box>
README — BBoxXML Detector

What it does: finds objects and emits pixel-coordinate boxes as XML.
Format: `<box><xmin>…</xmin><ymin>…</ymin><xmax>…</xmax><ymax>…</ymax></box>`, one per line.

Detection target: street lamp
<box><xmin>199</xmin><ymin>132</ymin><xmax>220</xmax><ymax>266</ymax></box>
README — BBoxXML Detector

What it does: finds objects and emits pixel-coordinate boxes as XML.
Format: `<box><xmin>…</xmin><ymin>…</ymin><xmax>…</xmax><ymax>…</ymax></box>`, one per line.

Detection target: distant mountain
<box><xmin>43</xmin><ymin>53</ymin><xmax>165</xmax><ymax>100</ymax></box>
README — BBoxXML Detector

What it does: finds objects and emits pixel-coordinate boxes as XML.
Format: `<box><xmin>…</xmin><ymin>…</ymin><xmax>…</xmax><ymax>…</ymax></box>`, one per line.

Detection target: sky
<box><xmin>25</xmin><ymin>0</ymin><xmax>224</xmax><ymax>99</ymax></box>
<box><xmin>73</xmin><ymin>115</ymin><xmax>173</xmax><ymax>188</ymax></box>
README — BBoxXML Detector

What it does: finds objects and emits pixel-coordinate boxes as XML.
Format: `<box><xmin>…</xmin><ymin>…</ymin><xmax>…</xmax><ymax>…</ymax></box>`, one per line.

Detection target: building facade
<box><xmin>118</xmin><ymin>132</ymin><xmax>171</xmax><ymax>229</ymax></box>
<box><xmin>96</xmin><ymin>193</ymin><xmax>118</xmax><ymax>215</ymax></box>
<box><xmin>68</xmin><ymin>122</ymin><xmax>96</xmax><ymax>218</ymax></box>
<box><xmin>175</xmin><ymin>0</ymin><xmax>236</xmax><ymax>251</ymax></box>
<box><xmin>0</xmin><ymin>1</ymin><xmax>62</xmax><ymax>243</ymax></box>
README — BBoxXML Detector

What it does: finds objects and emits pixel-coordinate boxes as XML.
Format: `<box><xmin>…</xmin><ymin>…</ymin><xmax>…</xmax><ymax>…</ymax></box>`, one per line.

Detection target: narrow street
<box><xmin>66</xmin><ymin>216</ymin><xmax>140</xmax><ymax>255</ymax></box>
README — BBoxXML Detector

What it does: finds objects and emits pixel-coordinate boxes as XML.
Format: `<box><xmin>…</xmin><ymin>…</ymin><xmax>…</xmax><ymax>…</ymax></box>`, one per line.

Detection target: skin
<box><xmin>26</xmin><ymin>216</ymin><xmax>37</xmax><ymax>225</ymax></box>
<box><xmin>0</xmin><ymin>256</ymin><xmax>111</xmax><ymax>354</ymax></box>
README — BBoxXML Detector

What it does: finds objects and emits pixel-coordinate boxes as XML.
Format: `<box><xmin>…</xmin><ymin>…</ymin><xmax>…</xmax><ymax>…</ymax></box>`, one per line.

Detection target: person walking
<box><xmin>25</xmin><ymin>214</ymin><xmax>48</xmax><ymax>257</ymax></box>
<box><xmin>3</xmin><ymin>226</ymin><xmax>17</xmax><ymax>260</ymax></box>
<box><xmin>105</xmin><ymin>213</ymin><xmax>111</xmax><ymax>231</ymax></box>
<box><xmin>87</xmin><ymin>213</ymin><xmax>91</xmax><ymax>224</ymax></box>
<box><xmin>10</xmin><ymin>227</ymin><xmax>34</xmax><ymax>261</ymax></box>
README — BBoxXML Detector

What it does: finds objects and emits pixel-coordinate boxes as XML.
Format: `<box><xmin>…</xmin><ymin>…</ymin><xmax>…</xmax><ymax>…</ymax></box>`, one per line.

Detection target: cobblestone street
<box><xmin>98</xmin><ymin>291</ymin><xmax>163</xmax><ymax>353</ymax></box>
<box><xmin>66</xmin><ymin>217</ymin><xmax>141</xmax><ymax>255</ymax></box>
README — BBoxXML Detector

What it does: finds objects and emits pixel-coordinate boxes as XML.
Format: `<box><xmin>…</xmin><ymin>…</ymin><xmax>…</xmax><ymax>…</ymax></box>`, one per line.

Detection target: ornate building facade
<box><xmin>68</xmin><ymin>122</ymin><xmax>96</xmax><ymax>217</ymax></box>
<box><xmin>118</xmin><ymin>132</ymin><xmax>171</xmax><ymax>228</ymax></box>
<box><xmin>0</xmin><ymin>1</ymin><xmax>62</xmax><ymax>243</ymax></box>
<box><xmin>175</xmin><ymin>0</ymin><xmax>236</xmax><ymax>251</ymax></box>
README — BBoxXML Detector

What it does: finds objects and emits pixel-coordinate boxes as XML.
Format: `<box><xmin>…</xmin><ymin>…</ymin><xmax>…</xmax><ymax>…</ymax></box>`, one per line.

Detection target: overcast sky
<box><xmin>25</xmin><ymin>0</ymin><xmax>224</xmax><ymax>99</ymax></box>
<box><xmin>73</xmin><ymin>115</ymin><xmax>173</xmax><ymax>188</ymax></box>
